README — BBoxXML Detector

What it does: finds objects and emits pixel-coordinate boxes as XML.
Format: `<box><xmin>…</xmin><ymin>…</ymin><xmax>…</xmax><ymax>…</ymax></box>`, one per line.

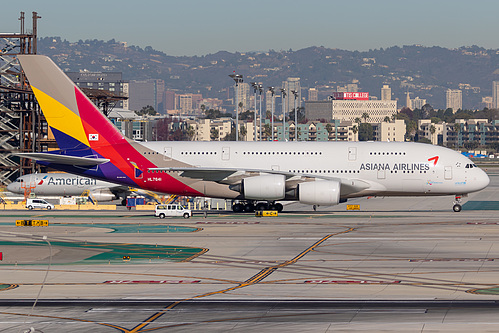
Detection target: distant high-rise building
<box><xmin>411</xmin><ymin>97</ymin><xmax>427</xmax><ymax>110</ymax></box>
<box><xmin>235</xmin><ymin>82</ymin><xmax>250</xmax><ymax>111</ymax></box>
<box><xmin>347</xmin><ymin>83</ymin><xmax>358</xmax><ymax>92</ymax></box>
<box><xmin>129</xmin><ymin>79</ymin><xmax>164</xmax><ymax>112</ymax></box>
<box><xmin>381</xmin><ymin>85</ymin><xmax>391</xmax><ymax>100</ymax></box>
<box><xmin>446</xmin><ymin>89</ymin><xmax>462</xmax><ymax>112</ymax></box>
<box><xmin>405</xmin><ymin>92</ymin><xmax>411</xmax><ymax>109</ymax></box>
<box><xmin>178</xmin><ymin>94</ymin><xmax>193</xmax><ymax>115</ymax></box>
<box><xmin>282</xmin><ymin>78</ymin><xmax>301</xmax><ymax>114</ymax></box>
<box><xmin>308</xmin><ymin>88</ymin><xmax>318</xmax><ymax>101</ymax></box>
<box><xmin>493</xmin><ymin>81</ymin><xmax>499</xmax><ymax>109</ymax></box>
<box><xmin>163</xmin><ymin>91</ymin><xmax>176</xmax><ymax>111</ymax></box>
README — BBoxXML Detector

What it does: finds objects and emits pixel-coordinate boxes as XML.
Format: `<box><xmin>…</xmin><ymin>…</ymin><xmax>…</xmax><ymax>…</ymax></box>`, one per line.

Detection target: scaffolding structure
<box><xmin>0</xmin><ymin>12</ymin><xmax>49</xmax><ymax>185</ymax></box>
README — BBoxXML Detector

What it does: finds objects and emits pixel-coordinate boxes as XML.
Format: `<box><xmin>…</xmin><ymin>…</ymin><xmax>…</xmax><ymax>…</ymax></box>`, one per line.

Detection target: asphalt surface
<box><xmin>0</xmin><ymin>167</ymin><xmax>498</xmax><ymax>332</ymax></box>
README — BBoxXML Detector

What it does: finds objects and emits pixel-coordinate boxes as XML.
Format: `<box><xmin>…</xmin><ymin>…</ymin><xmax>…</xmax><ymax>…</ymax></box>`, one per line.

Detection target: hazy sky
<box><xmin>3</xmin><ymin>0</ymin><xmax>498</xmax><ymax>56</ymax></box>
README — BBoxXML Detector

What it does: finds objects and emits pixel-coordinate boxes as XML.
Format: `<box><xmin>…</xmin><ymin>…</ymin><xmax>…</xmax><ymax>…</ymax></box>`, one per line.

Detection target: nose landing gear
<box><xmin>453</xmin><ymin>195</ymin><xmax>463</xmax><ymax>212</ymax></box>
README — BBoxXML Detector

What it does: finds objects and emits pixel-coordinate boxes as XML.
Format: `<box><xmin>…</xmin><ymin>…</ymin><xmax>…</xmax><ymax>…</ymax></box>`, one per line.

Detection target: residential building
<box><xmin>411</xmin><ymin>97</ymin><xmax>427</xmax><ymax>110</ymax></box>
<box><xmin>373</xmin><ymin>119</ymin><xmax>406</xmax><ymax>142</ymax></box>
<box><xmin>305</xmin><ymin>99</ymin><xmax>397</xmax><ymax>123</ymax></box>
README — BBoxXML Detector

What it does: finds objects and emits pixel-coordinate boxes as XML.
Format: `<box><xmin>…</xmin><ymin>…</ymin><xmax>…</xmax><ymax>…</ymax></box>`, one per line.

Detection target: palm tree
<box><xmin>429</xmin><ymin>124</ymin><xmax>436</xmax><ymax>144</ymax></box>
<box><xmin>361</xmin><ymin>112</ymin><xmax>369</xmax><ymax>123</ymax></box>
<box><xmin>239</xmin><ymin>125</ymin><xmax>247</xmax><ymax>140</ymax></box>
<box><xmin>210</xmin><ymin>127</ymin><xmax>219</xmax><ymax>141</ymax></box>
<box><xmin>383</xmin><ymin>116</ymin><xmax>391</xmax><ymax>123</ymax></box>
<box><xmin>354</xmin><ymin>117</ymin><xmax>361</xmax><ymax>125</ymax></box>
<box><xmin>187</xmin><ymin>125</ymin><xmax>195</xmax><ymax>141</ymax></box>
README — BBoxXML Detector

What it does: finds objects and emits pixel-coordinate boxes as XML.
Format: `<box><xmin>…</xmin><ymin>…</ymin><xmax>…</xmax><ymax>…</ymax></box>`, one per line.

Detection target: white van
<box><xmin>155</xmin><ymin>204</ymin><xmax>192</xmax><ymax>219</ymax></box>
<box><xmin>26</xmin><ymin>198</ymin><xmax>55</xmax><ymax>210</ymax></box>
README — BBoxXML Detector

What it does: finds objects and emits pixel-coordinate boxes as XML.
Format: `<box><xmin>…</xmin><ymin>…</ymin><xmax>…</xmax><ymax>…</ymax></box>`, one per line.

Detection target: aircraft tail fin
<box><xmin>17</xmin><ymin>55</ymin><xmax>127</xmax><ymax>151</ymax></box>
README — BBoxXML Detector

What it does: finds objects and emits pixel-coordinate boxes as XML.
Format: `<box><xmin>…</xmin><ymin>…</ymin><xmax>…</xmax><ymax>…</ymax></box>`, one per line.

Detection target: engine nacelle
<box><xmin>89</xmin><ymin>189</ymin><xmax>116</xmax><ymax>202</ymax></box>
<box><xmin>242</xmin><ymin>175</ymin><xmax>286</xmax><ymax>200</ymax></box>
<box><xmin>298</xmin><ymin>180</ymin><xmax>341</xmax><ymax>206</ymax></box>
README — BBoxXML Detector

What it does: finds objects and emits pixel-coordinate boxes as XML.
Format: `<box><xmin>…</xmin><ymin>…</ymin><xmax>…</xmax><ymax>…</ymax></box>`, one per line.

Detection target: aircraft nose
<box><xmin>6</xmin><ymin>183</ymin><xmax>15</xmax><ymax>192</ymax></box>
<box><xmin>473</xmin><ymin>169</ymin><xmax>490</xmax><ymax>191</ymax></box>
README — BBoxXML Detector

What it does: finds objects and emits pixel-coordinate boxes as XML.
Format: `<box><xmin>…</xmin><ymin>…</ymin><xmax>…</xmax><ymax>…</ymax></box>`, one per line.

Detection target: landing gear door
<box><xmin>348</xmin><ymin>147</ymin><xmax>357</xmax><ymax>161</ymax></box>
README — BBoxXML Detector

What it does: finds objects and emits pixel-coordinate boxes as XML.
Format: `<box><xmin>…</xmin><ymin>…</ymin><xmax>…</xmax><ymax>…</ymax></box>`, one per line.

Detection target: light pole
<box><xmin>251</xmin><ymin>82</ymin><xmax>258</xmax><ymax>141</ymax></box>
<box><xmin>291</xmin><ymin>89</ymin><xmax>298</xmax><ymax>141</ymax></box>
<box><xmin>280</xmin><ymin>88</ymin><xmax>286</xmax><ymax>141</ymax></box>
<box><xmin>258</xmin><ymin>84</ymin><xmax>263</xmax><ymax>141</ymax></box>
<box><xmin>229</xmin><ymin>73</ymin><xmax>243</xmax><ymax>141</ymax></box>
<box><xmin>268</xmin><ymin>87</ymin><xmax>275</xmax><ymax>141</ymax></box>
<box><xmin>328</xmin><ymin>95</ymin><xmax>337</xmax><ymax>141</ymax></box>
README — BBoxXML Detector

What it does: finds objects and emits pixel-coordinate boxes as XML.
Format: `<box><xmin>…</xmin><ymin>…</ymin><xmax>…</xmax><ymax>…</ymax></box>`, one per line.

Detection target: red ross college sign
<box><xmin>331</xmin><ymin>92</ymin><xmax>369</xmax><ymax>100</ymax></box>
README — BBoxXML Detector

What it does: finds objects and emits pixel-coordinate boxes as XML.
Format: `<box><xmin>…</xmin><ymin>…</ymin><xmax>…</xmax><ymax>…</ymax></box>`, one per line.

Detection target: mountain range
<box><xmin>38</xmin><ymin>37</ymin><xmax>499</xmax><ymax>110</ymax></box>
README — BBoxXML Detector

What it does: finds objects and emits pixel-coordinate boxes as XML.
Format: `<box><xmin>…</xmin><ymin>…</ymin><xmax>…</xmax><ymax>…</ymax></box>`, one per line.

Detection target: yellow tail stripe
<box><xmin>31</xmin><ymin>86</ymin><xmax>89</xmax><ymax>147</ymax></box>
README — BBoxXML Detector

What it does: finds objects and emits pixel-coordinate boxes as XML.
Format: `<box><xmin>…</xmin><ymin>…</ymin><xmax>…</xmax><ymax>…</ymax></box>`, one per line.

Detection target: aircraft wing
<box><xmin>13</xmin><ymin>153</ymin><xmax>110</xmax><ymax>166</ymax></box>
<box><xmin>149</xmin><ymin>166</ymin><xmax>371</xmax><ymax>194</ymax></box>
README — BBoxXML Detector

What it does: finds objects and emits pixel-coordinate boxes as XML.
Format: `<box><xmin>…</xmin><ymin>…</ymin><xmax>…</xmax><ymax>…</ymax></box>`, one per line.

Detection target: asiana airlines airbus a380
<box><xmin>15</xmin><ymin>55</ymin><xmax>489</xmax><ymax>212</ymax></box>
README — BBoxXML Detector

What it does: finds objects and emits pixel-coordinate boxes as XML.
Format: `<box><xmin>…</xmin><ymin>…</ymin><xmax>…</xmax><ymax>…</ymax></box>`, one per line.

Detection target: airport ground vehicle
<box><xmin>155</xmin><ymin>204</ymin><xmax>192</xmax><ymax>219</ymax></box>
<box><xmin>26</xmin><ymin>198</ymin><xmax>54</xmax><ymax>210</ymax></box>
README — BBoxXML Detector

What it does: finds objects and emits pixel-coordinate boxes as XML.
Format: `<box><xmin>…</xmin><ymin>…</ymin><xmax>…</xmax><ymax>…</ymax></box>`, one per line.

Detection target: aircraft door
<box><xmin>444</xmin><ymin>166</ymin><xmax>452</xmax><ymax>180</ymax></box>
<box><xmin>348</xmin><ymin>147</ymin><xmax>357</xmax><ymax>161</ymax></box>
<box><xmin>164</xmin><ymin>147</ymin><xmax>172</xmax><ymax>161</ymax></box>
<box><xmin>222</xmin><ymin>147</ymin><xmax>230</xmax><ymax>161</ymax></box>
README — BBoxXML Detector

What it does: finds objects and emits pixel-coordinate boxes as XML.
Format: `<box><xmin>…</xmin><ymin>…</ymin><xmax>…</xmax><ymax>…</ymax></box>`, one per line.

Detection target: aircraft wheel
<box><xmin>275</xmin><ymin>203</ymin><xmax>283</xmax><ymax>212</ymax></box>
<box><xmin>244</xmin><ymin>204</ymin><xmax>255</xmax><ymax>212</ymax></box>
<box><xmin>121</xmin><ymin>199</ymin><xmax>127</xmax><ymax>206</ymax></box>
<box><xmin>232</xmin><ymin>203</ymin><xmax>244</xmax><ymax>213</ymax></box>
<box><xmin>159</xmin><ymin>213</ymin><xmax>166</xmax><ymax>219</ymax></box>
<box><xmin>255</xmin><ymin>202</ymin><xmax>267</xmax><ymax>211</ymax></box>
<box><xmin>453</xmin><ymin>204</ymin><xmax>462</xmax><ymax>212</ymax></box>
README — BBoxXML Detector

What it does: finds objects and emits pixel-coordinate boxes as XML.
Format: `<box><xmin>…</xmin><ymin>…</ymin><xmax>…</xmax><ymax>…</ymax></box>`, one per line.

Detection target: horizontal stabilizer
<box><xmin>14</xmin><ymin>153</ymin><xmax>109</xmax><ymax>166</ymax></box>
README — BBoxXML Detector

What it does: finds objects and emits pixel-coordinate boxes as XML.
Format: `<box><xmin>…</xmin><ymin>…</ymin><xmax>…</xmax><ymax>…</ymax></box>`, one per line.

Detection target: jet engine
<box><xmin>89</xmin><ymin>189</ymin><xmax>116</xmax><ymax>202</ymax></box>
<box><xmin>242</xmin><ymin>174</ymin><xmax>286</xmax><ymax>200</ymax></box>
<box><xmin>298</xmin><ymin>180</ymin><xmax>341</xmax><ymax>206</ymax></box>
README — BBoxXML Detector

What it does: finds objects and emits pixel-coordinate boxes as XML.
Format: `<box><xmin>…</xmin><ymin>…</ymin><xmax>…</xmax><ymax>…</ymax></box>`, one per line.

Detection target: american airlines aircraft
<box><xmin>15</xmin><ymin>55</ymin><xmax>489</xmax><ymax>212</ymax></box>
<box><xmin>7</xmin><ymin>173</ymin><xmax>127</xmax><ymax>203</ymax></box>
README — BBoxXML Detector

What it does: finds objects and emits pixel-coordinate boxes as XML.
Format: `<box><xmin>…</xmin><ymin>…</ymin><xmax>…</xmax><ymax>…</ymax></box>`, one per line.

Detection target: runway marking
<box><xmin>0</xmin><ymin>284</ymin><xmax>18</xmax><ymax>291</ymax></box>
<box><xmin>0</xmin><ymin>310</ymin><xmax>130</xmax><ymax>333</ymax></box>
<box><xmin>126</xmin><ymin>226</ymin><xmax>356</xmax><ymax>333</ymax></box>
<box><xmin>304</xmin><ymin>280</ymin><xmax>401</xmax><ymax>284</ymax></box>
<box><xmin>104</xmin><ymin>280</ymin><xmax>201</xmax><ymax>284</ymax></box>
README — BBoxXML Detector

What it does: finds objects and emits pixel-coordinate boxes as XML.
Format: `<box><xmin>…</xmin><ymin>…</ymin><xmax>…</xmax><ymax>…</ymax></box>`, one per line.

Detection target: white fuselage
<box><xmin>137</xmin><ymin>140</ymin><xmax>489</xmax><ymax>199</ymax></box>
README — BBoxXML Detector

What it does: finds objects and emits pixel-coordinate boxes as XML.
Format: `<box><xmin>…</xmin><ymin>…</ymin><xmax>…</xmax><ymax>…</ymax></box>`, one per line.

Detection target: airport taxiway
<box><xmin>0</xmin><ymin>168</ymin><xmax>498</xmax><ymax>332</ymax></box>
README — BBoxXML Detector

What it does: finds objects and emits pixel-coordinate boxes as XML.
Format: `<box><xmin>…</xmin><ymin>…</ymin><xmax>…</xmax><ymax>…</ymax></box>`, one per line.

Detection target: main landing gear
<box><xmin>453</xmin><ymin>195</ymin><xmax>463</xmax><ymax>212</ymax></box>
<box><xmin>232</xmin><ymin>201</ymin><xmax>283</xmax><ymax>213</ymax></box>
